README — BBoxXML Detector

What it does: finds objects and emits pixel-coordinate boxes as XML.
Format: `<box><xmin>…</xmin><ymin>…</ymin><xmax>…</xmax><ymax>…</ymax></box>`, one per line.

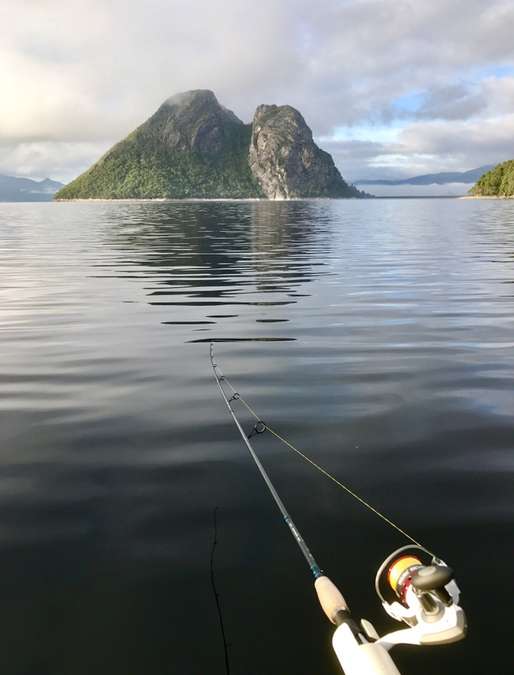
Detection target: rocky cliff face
<box><xmin>249</xmin><ymin>104</ymin><xmax>358</xmax><ymax>198</ymax></box>
<box><xmin>144</xmin><ymin>90</ymin><xmax>246</xmax><ymax>159</ymax></box>
<box><xmin>56</xmin><ymin>90</ymin><xmax>362</xmax><ymax>200</ymax></box>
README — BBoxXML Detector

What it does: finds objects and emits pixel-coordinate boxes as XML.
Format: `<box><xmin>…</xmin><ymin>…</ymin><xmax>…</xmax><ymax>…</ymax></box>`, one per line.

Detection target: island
<box><xmin>55</xmin><ymin>90</ymin><xmax>364</xmax><ymax>200</ymax></box>
<box><xmin>469</xmin><ymin>160</ymin><xmax>514</xmax><ymax>197</ymax></box>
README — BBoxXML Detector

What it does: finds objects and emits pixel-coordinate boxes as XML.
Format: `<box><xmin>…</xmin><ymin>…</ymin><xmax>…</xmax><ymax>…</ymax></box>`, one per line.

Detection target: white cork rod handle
<box><xmin>315</xmin><ymin>575</ymin><xmax>349</xmax><ymax>624</ymax></box>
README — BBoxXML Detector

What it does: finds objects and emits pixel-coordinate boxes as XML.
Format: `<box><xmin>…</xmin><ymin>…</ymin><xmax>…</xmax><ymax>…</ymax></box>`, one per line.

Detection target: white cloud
<box><xmin>329</xmin><ymin>76</ymin><xmax>514</xmax><ymax>180</ymax></box>
<box><xmin>0</xmin><ymin>141</ymin><xmax>111</xmax><ymax>182</ymax></box>
<box><xmin>399</xmin><ymin>114</ymin><xmax>514</xmax><ymax>163</ymax></box>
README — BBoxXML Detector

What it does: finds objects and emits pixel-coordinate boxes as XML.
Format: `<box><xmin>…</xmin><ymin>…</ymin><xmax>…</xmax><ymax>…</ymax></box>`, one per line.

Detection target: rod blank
<box><xmin>210</xmin><ymin>343</ymin><xmax>323</xmax><ymax>579</ymax></box>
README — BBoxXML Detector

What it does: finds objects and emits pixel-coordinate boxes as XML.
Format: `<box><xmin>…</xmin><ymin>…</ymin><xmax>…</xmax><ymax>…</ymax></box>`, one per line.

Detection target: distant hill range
<box><xmin>0</xmin><ymin>175</ymin><xmax>63</xmax><ymax>202</ymax></box>
<box><xmin>56</xmin><ymin>89</ymin><xmax>364</xmax><ymax>200</ymax></box>
<box><xmin>355</xmin><ymin>165</ymin><xmax>494</xmax><ymax>187</ymax></box>
<box><xmin>470</xmin><ymin>160</ymin><xmax>514</xmax><ymax>197</ymax></box>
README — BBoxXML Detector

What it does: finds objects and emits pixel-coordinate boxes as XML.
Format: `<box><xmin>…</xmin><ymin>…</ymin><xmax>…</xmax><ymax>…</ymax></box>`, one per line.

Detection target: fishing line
<box><xmin>210</xmin><ymin>343</ymin><xmax>434</xmax><ymax>557</ymax></box>
<box><xmin>210</xmin><ymin>507</ymin><xmax>231</xmax><ymax>675</ymax></box>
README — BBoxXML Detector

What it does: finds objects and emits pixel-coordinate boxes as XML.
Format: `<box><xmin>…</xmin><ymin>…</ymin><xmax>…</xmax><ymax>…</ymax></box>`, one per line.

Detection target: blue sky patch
<box><xmin>391</xmin><ymin>90</ymin><xmax>425</xmax><ymax>114</ymax></box>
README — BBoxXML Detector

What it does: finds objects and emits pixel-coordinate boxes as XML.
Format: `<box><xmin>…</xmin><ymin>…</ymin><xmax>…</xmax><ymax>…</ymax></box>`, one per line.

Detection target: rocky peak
<box><xmin>249</xmin><ymin>103</ymin><xmax>358</xmax><ymax>199</ymax></box>
<box><xmin>163</xmin><ymin>89</ymin><xmax>219</xmax><ymax>108</ymax></box>
<box><xmin>143</xmin><ymin>89</ymin><xmax>245</xmax><ymax>159</ymax></box>
<box><xmin>252</xmin><ymin>104</ymin><xmax>313</xmax><ymax>140</ymax></box>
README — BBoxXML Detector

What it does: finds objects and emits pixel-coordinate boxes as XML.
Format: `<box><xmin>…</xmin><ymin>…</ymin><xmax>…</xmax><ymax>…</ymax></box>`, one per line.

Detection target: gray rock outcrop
<box><xmin>148</xmin><ymin>90</ymin><xmax>246</xmax><ymax>159</ymax></box>
<box><xmin>249</xmin><ymin>104</ymin><xmax>359</xmax><ymax>198</ymax></box>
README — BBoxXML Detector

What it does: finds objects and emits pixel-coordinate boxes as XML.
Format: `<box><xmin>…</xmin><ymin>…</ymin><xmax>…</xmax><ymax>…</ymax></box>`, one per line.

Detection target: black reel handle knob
<box><xmin>411</xmin><ymin>564</ymin><xmax>454</xmax><ymax>592</ymax></box>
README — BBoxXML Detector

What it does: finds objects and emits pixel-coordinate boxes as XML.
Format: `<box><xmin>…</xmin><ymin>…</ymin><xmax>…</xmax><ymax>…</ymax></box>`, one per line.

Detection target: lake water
<box><xmin>0</xmin><ymin>199</ymin><xmax>512</xmax><ymax>675</ymax></box>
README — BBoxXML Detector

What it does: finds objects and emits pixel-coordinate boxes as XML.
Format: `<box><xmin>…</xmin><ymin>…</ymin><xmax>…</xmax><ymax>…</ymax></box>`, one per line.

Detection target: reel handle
<box><xmin>411</xmin><ymin>565</ymin><xmax>453</xmax><ymax>592</ymax></box>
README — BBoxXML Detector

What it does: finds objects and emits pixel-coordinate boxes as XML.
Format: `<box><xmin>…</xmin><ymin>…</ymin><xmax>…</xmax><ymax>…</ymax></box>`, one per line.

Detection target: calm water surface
<box><xmin>0</xmin><ymin>200</ymin><xmax>512</xmax><ymax>675</ymax></box>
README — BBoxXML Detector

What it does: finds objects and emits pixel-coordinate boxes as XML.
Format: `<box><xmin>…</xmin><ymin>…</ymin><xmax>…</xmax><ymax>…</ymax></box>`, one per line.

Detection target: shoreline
<box><xmin>52</xmin><ymin>196</ymin><xmax>367</xmax><ymax>203</ymax></box>
<box><xmin>459</xmin><ymin>195</ymin><xmax>514</xmax><ymax>200</ymax></box>
<box><xmin>5</xmin><ymin>195</ymin><xmax>512</xmax><ymax>204</ymax></box>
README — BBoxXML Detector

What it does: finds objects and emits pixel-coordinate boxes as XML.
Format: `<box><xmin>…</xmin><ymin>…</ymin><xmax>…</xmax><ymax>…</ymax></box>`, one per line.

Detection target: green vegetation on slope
<box><xmin>56</xmin><ymin>124</ymin><xmax>264</xmax><ymax>200</ymax></box>
<box><xmin>469</xmin><ymin>160</ymin><xmax>514</xmax><ymax>197</ymax></box>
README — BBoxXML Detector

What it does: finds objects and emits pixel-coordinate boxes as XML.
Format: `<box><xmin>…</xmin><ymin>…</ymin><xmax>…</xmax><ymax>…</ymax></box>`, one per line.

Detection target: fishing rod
<box><xmin>210</xmin><ymin>343</ymin><xmax>466</xmax><ymax>675</ymax></box>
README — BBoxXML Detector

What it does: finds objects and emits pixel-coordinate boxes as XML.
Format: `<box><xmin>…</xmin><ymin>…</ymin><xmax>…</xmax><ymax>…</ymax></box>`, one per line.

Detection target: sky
<box><xmin>2</xmin><ymin>0</ymin><xmax>514</xmax><ymax>184</ymax></box>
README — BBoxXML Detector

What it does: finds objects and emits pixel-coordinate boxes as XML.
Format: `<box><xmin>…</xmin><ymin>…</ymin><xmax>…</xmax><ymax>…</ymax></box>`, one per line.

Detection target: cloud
<box><xmin>323</xmin><ymin>74</ymin><xmax>514</xmax><ymax>180</ymax></box>
<box><xmin>0</xmin><ymin>141</ymin><xmax>111</xmax><ymax>182</ymax></box>
<box><xmin>399</xmin><ymin>114</ymin><xmax>514</xmax><ymax>164</ymax></box>
<box><xmin>2</xmin><ymin>1</ymin><xmax>514</xmax><ymax>180</ymax></box>
<box><xmin>414</xmin><ymin>85</ymin><xmax>486</xmax><ymax>121</ymax></box>
<box><xmin>318</xmin><ymin>139</ymin><xmax>404</xmax><ymax>181</ymax></box>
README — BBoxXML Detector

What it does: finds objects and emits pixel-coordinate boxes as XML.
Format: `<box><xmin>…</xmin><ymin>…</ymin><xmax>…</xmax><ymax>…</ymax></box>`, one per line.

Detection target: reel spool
<box><xmin>376</xmin><ymin>546</ymin><xmax>454</xmax><ymax>611</ymax></box>
<box><xmin>388</xmin><ymin>553</ymin><xmax>424</xmax><ymax>603</ymax></box>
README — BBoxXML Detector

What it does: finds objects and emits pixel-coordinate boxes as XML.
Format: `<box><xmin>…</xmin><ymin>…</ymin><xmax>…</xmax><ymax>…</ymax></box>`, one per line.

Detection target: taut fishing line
<box><xmin>209</xmin><ymin>342</ymin><xmax>434</xmax><ymax>556</ymax></box>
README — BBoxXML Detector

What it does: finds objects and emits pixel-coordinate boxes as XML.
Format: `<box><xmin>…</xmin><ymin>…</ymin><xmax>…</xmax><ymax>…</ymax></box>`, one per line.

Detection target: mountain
<box><xmin>0</xmin><ymin>175</ymin><xmax>63</xmax><ymax>201</ymax></box>
<box><xmin>469</xmin><ymin>160</ymin><xmax>514</xmax><ymax>197</ymax></box>
<box><xmin>56</xmin><ymin>90</ymin><xmax>361</xmax><ymax>200</ymax></box>
<box><xmin>355</xmin><ymin>166</ymin><xmax>494</xmax><ymax>187</ymax></box>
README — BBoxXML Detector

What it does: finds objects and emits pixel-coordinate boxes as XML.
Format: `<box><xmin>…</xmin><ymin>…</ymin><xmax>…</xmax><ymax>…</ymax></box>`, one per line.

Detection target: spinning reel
<box><xmin>328</xmin><ymin>544</ymin><xmax>466</xmax><ymax>674</ymax></box>
<box><xmin>374</xmin><ymin>545</ymin><xmax>467</xmax><ymax>647</ymax></box>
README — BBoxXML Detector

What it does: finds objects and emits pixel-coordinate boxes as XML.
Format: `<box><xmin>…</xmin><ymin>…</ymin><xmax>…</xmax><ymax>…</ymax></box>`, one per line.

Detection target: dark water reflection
<box><xmin>0</xmin><ymin>199</ymin><xmax>513</xmax><ymax>674</ymax></box>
